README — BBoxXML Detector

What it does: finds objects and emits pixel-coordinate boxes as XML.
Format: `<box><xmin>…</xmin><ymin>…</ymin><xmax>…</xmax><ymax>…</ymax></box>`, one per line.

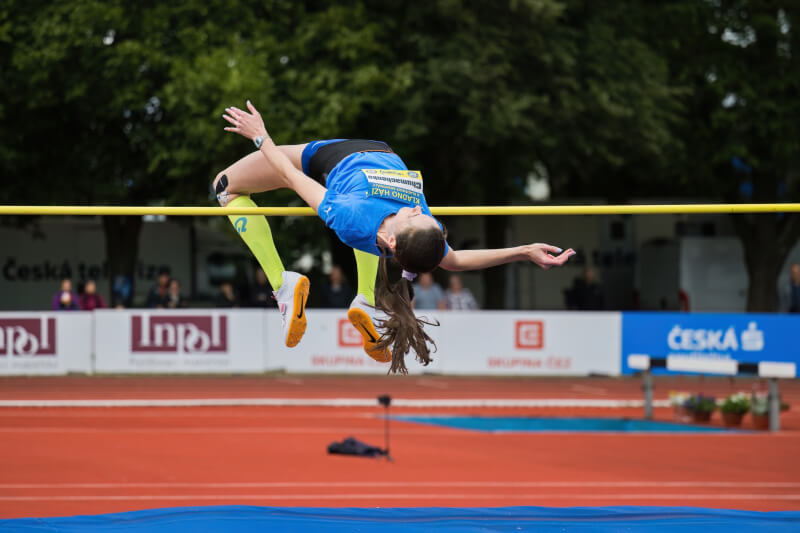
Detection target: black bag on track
<box><xmin>327</xmin><ymin>437</ymin><xmax>387</xmax><ymax>458</ymax></box>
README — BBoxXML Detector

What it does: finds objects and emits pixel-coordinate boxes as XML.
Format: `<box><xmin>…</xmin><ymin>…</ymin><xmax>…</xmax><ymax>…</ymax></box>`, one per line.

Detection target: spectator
<box><xmin>111</xmin><ymin>274</ymin><xmax>133</xmax><ymax>308</ymax></box>
<box><xmin>778</xmin><ymin>262</ymin><xmax>800</xmax><ymax>313</ymax></box>
<box><xmin>248</xmin><ymin>269</ymin><xmax>272</xmax><ymax>308</ymax></box>
<box><xmin>78</xmin><ymin>279</ymin><xmax>107</xmax><ymax>310</ymax></box>
<box><xmin>412</xmin><ymin>272</ymin><xmax>446</xmax><ymax>310</ymax></box>
<box><xmin>445</xmin><ymin>274</ymin><xmax>478</xmax><ymax>310</ymax></box>
<box><xmin>166</xmin><ymin>278</ymin><xmax>186</xmax><ymax>309</ymax></box>
<box><xmin>52</xmin><ymin>278</ymin><xmax>80</xmax><ymax>311</ymax></box>
<box><xmin>216</xmin><ymin>281</ymin><xmax>238</xmax><ymax>308</ymax></box>
<box><xmin>146</xmin><ymin>267</ymin><xmax>171</xmax><ymax>308</ymax></box>
<box><xmin>319</xmin><ymin>265</ymin><xmax>354</xmax><ymax>308</ymax></box>
<box><xmin>564</xmin><ymin>267</ymin><xmax>604</xmax><ymax>310</ymax></box>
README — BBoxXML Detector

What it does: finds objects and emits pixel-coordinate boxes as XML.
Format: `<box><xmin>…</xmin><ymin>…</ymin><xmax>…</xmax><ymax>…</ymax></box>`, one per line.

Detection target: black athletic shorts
<box><xmin>302</xmin><ymin>139</ymin><xmax>393</xmax><ymax>185</ymax></box>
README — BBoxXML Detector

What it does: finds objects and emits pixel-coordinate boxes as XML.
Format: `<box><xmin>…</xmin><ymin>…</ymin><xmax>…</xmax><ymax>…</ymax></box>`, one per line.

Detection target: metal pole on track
<box><xmin>378</xmin><ymin>395</ymin><xmax>393</xmax><ymax>462</ymax></box>
<box><xmin>643</xmin><ymin>370</ymin><xmax>654</xmax><ymax>421</ymax></box>
<box><xmin>768</xmin><ymin>378</ymin><xmax>781</xmax><ymax>432</ymax></box>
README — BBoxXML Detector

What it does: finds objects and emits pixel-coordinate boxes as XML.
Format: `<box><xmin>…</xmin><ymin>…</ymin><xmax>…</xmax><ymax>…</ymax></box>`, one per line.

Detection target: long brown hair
<box><xmin>374</xmin><ymin>225</ymin><xmax>447</xmax><ymax>374</ymax></box>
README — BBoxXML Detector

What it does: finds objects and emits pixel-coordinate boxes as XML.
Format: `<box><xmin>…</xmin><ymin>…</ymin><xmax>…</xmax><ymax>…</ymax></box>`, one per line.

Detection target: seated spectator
<box><xmin>216</xmin><ymin>281</ymin><xmax>238</xmax><ymax>308</ymax></box>
<box><xmin>412</xmin><ymin>272</ymin><xmax>446</xmax><ymax>310</ymax></box>
<box><xmin>79</xmin><ymin>279</ymin><xmax>107</xmax><ymax>310</ymax></box>
<box><xmin>52</xmin><ymin>278</ymin><xmax>80</xmax><ymax>311</ymax></box>
<box><xmin>248</xmin><ymin>269</ymin><xmax>272</xmax><ymax>308</ymax></box>
<box><xmin>166</xmin><ymin>278</ymin><xmax>186</xmax><ymax>308</ymax></box>
<box><xmin>111</xmin><ymin>274</ymin><xmax>133</xmax><ymax>308</ymax></box>
<box><xmin>146</xmin><ymin>267</ymin><xmax>171</xmax><ymax>308</ymax></box>
<box><xmin>319</xmin><ymin>265</ymin><xmax>354</xmax><ymax>308</ymax></box>
<box><xmin>445</xmin><ymin>274</ymin><xmax>478</xmax><ymax>310</ymax></box>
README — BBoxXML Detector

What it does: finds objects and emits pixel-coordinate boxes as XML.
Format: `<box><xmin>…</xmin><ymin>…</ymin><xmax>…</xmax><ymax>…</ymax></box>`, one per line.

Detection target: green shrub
<box><xmin>684</xmin><ymin>394</ymin><xmax>716</xmax><ymax>414</ymax></box>
<box><xmin>719</xmin><ymin>393</ymin><xmax>750</xmax><ymax>415</ymax></box>
<box><xmin>751</xmin><ymin>392</ymin><xmax>791</xmax><ymax>415</ymax></box>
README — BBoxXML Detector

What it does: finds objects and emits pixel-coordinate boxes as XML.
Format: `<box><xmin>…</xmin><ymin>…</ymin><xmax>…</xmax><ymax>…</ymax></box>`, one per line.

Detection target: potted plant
<box><xmin>684</xmin><ymin>394</ymin><xmax>716</xmax><ymax>423</ymax></box>
<box><xmin>719</xmin><ymin>393</ymin><xmax>750</xmax><ymax>427</ymax></box>
<box><xmin>751</xmin><ymin>392</ymin><xmax>791</xmax><ymax>430</ymax></box>
<box><xmin>669</xmin><ymin>391</ymin><xmax>692</xmax><ymax>423</ymax></box>
<box><xmin>751</xmin><ymin>393</ymin><xmax>770</xmax><ymax>429</ymax></box>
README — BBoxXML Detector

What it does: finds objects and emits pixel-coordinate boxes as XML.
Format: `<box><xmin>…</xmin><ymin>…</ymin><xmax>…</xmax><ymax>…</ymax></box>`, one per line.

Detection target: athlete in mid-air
<box><xmin>214</xmin><ymin>101</ymin><xmax>575</xmax><ymax>373</ymax></box>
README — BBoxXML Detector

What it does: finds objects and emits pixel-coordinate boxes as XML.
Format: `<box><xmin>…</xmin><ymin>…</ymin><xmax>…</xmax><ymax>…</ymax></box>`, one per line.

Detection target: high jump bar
<box><xmin>0</xmin><ymin>204</ymin><xmax>799</xmax><ymax>216</ymax></box>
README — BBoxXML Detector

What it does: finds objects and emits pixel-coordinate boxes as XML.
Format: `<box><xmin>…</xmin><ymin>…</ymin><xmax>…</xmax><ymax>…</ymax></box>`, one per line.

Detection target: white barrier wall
<box><xmin>94</xmin><ymin>310</ymin><xmax>266</xmax><ymax>373</ymax></box>
<box><xmin>278</xmin><ymin>311</ymin><xmax>621</xmax><ymax>376</ymax></box>
<box><xmin>0</xmin><ymin>310</ymin><xmax>623</xmax><ymax>376</ymax></box>
<box><xmin>0</xmin><ymin>312</ymin><xmax>92</xmax><ymax>375</ymax></box>
<box><xmin>269</xmin><ymin>309</ymin><xmax>446</xmax><ymax>375</ymax></box>
<box><xmin>434</xmin><ymin>311</ymin><xmax>621</xmax><ymax>376</ymax></box>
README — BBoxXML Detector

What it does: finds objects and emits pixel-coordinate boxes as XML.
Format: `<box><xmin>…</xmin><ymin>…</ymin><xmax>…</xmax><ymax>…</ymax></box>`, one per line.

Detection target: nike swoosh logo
<box><xmin>360</xmin><ymin>324</ymin><xmax>377</xmax><ymax>343</ymax></box>
<box><xmin>296</xmin><ymin>294</ymin><xmax>305</xmax><ymax>319</ymax></box>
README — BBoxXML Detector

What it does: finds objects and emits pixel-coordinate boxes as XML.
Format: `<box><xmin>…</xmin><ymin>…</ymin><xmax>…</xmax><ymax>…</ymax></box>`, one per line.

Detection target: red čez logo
<box><xmin>338</xmin><ymin>318</ymin><xmax>363</xmax><ymax>347</ymax></box>
<box><xmin>515</xmin><ymin>320</ymin><xmax>544</xmax><ymax>349</ymax></box>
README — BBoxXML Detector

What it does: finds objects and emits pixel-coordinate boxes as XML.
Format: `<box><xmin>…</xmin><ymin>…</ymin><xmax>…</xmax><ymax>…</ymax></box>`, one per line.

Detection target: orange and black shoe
<box><xmin>274</xmin><ymin>271</ymin><xmax>310</xmax><ymax>348</ymax></box>
<box><xmin>347</xmin><ymin>294</ymin><xmax>391</xmax><ymax>363</ymax></box>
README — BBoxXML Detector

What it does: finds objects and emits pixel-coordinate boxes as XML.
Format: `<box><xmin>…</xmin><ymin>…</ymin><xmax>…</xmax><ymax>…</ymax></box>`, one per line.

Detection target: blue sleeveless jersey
<box><xmin>304</xmin><ymin>140</ymin><xmax>449</xmax><ymax>257</ymax></box>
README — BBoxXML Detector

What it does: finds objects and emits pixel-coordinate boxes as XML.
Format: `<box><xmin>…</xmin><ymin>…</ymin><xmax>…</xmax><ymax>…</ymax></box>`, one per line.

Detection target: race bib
<box><xmin>362</xmin><ymin>169</ymin><xmax>423</xmax><ymax>205</ymax></box>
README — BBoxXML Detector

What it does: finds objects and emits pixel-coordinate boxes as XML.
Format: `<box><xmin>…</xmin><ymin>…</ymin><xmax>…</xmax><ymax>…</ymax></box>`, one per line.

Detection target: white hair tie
<box><xmin>401</xmin><ymin>270</ymin><xmax>418</xmax><ymax>282</ymax></box>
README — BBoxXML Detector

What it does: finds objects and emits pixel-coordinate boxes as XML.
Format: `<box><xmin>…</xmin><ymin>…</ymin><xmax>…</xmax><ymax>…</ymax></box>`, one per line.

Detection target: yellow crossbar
<box><xmin>0</xmin><ymin>204</ymin><xmax>798</xmax><ymax>216</ymax></box>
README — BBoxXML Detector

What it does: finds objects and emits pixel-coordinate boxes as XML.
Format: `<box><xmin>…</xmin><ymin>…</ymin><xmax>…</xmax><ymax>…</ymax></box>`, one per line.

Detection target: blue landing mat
<box><xmin>1</xmin><ymin>506</ymin><xmax>798</xmax><ymax>532</ymax></box>
<box><xmin>392</xmin><ymin>415</ymin><xmax>732</xmax><ymax>433</ymax></box>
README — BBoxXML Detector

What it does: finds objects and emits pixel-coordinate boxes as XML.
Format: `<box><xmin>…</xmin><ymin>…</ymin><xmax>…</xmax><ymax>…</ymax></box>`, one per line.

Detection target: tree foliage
<box><xmin>358</xmin><ymin>0</ymin><xmax>686</xmax><ymax>305</ymax></box>
<box><xmin>0</xmin><ymin>0</ymin><xmax>796</xmax><ymax>309</ymax></box>
<box><xmin>639</xmin><ymin>1</ymin><xmax>800</xmax><ymax>310</ymax></box>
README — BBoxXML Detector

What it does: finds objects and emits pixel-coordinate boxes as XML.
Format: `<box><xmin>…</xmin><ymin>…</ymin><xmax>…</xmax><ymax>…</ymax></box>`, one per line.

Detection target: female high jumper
<box><xmin>215</xmin><ymin>101</ymin><xmax>576</xmax><ymax>373</ymax></box>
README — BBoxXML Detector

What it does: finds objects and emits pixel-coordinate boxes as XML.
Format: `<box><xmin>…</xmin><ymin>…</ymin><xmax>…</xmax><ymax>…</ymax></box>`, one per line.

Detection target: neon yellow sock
<box><xmin>227</xmin><ymin>196</ymin><xmax>285</xmax><ymax>290</ymax></box>
<box><xmin>353</xmin><ymin>249</ymin><xmax>379</xmax><ymax>305</ymax></box>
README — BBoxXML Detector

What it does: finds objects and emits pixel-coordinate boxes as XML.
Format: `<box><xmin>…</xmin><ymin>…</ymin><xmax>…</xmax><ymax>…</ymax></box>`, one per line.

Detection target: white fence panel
<box><xmin>0</xmin><ymin>312</ymin><xmax>92</xmax><ymax>375</ymax></box>
<box><xmin>270</xmin><ymin>309</ymin><xmax>445</xmax><ymax>375</ymax></box>
<box><xmin>94</xmin><ymin>310</ymin><xmax>266</xmax><ymax>373</ymax></box>
<box><xmin>435</xmin><ymin>311</ymin><xmax>622</xmax><ymax>376</ymax></box>
<box><xmin>1</xmin><ymin>310</ymin><xmax>623</xmax><ymax>376</ymax></box>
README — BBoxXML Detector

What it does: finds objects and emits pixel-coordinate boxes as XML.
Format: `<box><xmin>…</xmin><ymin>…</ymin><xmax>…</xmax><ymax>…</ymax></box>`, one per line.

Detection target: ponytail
<box><xmin>372</xmin><ymin>223</ymin><xmax>448</xmax><ymax>374</ymax></box>
<box><xmin>374</xmin><ymin>256</ymin><xmax>438</xmax><ymax>374</ymax></box>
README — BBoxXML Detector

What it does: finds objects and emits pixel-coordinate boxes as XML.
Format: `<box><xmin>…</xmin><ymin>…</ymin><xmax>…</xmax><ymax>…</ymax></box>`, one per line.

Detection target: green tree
<box><xmin>643</xmin><ymin>1</ymin><xmax>800</xmax><ymax>311</ymax></box>
<box><xmin>1</xmin><ymin>0</ymin><xmax>282</xmax><ymax>299</ymax></box>
<box><xmin>6</xmin><ymin>0</ymin><xmax>787</xmax><ymax>313</ymax></box>
<box><xmin>0</xmin><ymin>0</ymin><xmax>409</xmax><ymax>301</ymax></box>
<box><xmin>358</xmin><ymin>0</ymin><xmax>682</xmax><ymax>307</ymax></box>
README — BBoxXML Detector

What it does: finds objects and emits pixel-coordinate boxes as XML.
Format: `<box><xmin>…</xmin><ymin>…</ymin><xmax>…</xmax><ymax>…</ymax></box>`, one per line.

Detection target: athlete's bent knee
<box><xmin>212</xmin><ymin>172</ymin><xmax>231</xmax><ymax>206</ymax></box>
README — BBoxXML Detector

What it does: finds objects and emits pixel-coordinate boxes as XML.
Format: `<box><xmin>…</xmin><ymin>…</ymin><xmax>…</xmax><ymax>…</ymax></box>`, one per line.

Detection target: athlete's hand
<box><xmin>525</xmin><ymin>243</ymin><xmax>576</xmax><ymax>270</ymax></box>
<box><xmin>223</xmin><ymin>100</ymin><xmax>270</xmax><ymax>142</ymax></box>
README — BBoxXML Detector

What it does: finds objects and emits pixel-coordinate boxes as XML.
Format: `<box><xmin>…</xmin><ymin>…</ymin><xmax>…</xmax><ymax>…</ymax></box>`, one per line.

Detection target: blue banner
<box><xmin>621</xmin><ymin>312</ymin><xmax>800</xmax><ymax>374</ymax></box>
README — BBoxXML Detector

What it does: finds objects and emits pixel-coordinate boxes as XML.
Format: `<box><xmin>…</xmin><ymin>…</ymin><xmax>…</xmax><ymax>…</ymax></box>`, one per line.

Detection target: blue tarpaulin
<box><xmin>392</xmin><ymin>415</ymin><xmax>732</xmax><ymax>433</ymax></box>
<box><xmin>1</xmin><ymin>506</ymin><xmax>798</xmax><ymax>532</ymax></box>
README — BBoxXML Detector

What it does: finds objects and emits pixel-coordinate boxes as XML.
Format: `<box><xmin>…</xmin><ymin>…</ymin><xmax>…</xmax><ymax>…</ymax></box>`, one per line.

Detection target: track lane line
<box><xmin>0</xmin><ymin>398</ymin><xmax>668</xmax><ymax>408</ymax></box>
<box><xmin>2</xmin><ymin>481</ymin><xmax>799</xmax><ymax>489</ymax></box>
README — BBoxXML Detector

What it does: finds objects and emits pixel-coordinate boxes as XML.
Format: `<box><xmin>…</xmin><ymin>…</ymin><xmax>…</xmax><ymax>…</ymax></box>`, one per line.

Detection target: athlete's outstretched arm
<box><xmin>439</xmin><ymin>244</ymin><xmax>576</xmax><ymax>272</ymax></box>
<box><xmin>223</xmin><ymin>101</ymin><xmax>326</xmax><ymax>212</ymax></box>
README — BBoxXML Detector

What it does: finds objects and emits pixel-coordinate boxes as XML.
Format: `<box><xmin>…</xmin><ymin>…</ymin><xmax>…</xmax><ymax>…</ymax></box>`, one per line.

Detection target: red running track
<box><xmin>0</xmin><ymin>375</ymin><xmax>799</xmax><ymax>518</ymax></box>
